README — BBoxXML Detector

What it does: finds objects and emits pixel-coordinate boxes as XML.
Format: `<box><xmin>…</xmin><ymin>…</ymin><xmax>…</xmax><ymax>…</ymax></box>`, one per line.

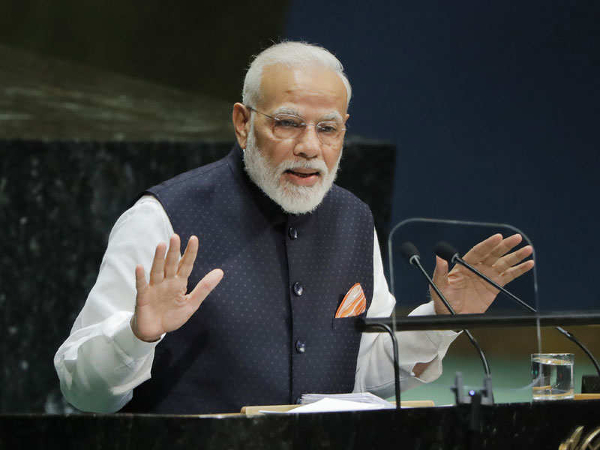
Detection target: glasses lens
<box><xmin>271</xmin><ymin>114</ymin><xmax>345</xmax><ymax>145</ymax></box>
<box><xmin>272</xmin><ymin>115</ymin><xmax>303</xmax><ymax>139</ymax></box>
<box><xmin>316</xmin><ymin>121</ymin><xmax>343</xmax><ymax>145</ymax></box>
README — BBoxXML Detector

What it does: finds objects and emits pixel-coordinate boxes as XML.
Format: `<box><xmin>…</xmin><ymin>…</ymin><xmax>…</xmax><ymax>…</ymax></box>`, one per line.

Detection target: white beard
<box><xmin>243</xmin><ymin>123</ymin><xmax>341</xmax><ymax>215</ymax></box>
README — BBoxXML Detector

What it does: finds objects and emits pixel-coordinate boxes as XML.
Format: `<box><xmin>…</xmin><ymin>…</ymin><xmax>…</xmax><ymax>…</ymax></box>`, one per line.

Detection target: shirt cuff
<box><xmin>405</xmin><ymin>301</ymin><xmax>460</xmax><ymax>383</ymax></box>
<box><xmin>111</xmin><ymin>313</ymin><xmax>163</xmax><ymax>361</ymax></box>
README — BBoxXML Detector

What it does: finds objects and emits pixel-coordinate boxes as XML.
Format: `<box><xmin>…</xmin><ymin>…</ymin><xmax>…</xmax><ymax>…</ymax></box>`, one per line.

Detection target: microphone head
<box><xmin>435</xmin><ymin>241</ymin><xmax>459</xmax><ymax>263</ymax></box>
<box><xmin>399</xmin><ymin>242</ymin><xmax>420</xmax><ymax>265</ymax></box>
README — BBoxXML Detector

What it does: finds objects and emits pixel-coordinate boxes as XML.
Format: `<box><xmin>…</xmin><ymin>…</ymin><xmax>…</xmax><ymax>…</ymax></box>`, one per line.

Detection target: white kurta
<box><xmin>54</xmin><ymin>195</ymin><xmax>458</xmax><ymax>412</ymax></box>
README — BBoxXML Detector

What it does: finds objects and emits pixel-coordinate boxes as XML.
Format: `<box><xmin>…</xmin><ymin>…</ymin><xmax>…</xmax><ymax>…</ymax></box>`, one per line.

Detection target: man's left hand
<box><xmin>431</xmin><ymin>233</ymin><xmax>534</xmax><ymax>315</ymax></box>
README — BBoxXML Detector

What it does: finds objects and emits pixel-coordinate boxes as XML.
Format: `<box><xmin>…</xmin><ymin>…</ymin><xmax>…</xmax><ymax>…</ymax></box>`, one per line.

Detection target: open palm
<box><xmin>131</xmin><ymin>234</ymin><xmax>223</xmax><ymax>342</ymax></box>
<box><xmin>431</xmin><ymin>233</ymin><xmax>534</xmax><ymax>315</ymax></box>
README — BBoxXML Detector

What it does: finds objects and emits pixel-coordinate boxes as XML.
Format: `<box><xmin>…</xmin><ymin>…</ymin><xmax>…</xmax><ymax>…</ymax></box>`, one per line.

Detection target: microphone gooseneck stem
<box><xmin>411</xmin><ymin>256</ymin><xmax>456</xmax><ymax>314</ymax></box>
<box><xmin>453</xmin><ymin>255</ymin><xmax>600</xmax><ymax>377</ymax></box>
<box><xmin>556</xmin><ymin>326</ymin><xmax>600</xmax><ymax>375</ymax></box>
<box><xmin>411</xmin><ymin>257</ymin><xmax>492</xmax><ymax>377</ymax></box>
<box><xmin>370</xmin><ymin>323</ymin><xmax>401</xmax><ymax>410</ymax></box>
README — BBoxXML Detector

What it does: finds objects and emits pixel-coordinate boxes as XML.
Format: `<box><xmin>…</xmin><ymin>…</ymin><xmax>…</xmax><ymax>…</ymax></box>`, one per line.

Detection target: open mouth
<box><xmin>283</xmin><ymin>168</ymin><xmax>322</xmax><ymax>187</ymax></box>
<box><xmin>284</xmin><ymin>169</ymin><xmax>320</xmax><ymax>178</ymax></box>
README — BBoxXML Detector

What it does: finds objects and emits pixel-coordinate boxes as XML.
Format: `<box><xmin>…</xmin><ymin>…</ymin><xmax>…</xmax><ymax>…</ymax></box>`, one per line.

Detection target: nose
<box><xmin>293</xmin><ymin>124</ymin><xmax>321</xmax><ymax>159</ymax></box>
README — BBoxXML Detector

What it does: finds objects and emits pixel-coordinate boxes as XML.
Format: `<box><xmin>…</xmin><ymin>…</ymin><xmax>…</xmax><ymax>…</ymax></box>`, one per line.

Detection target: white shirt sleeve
<box><xmin>54</xmin><ymin>195</ymin><xmax>174</xmax><ymax>413</ymax></box>
<box><xmin>55</xmin><ymin>199</ymin><xmax>456</xmax><ymax>411</ymax></box>
<box><xmin>353</xmin><ymin>229</ymin><xmax>459</xmax><ymax>398</ymax></box>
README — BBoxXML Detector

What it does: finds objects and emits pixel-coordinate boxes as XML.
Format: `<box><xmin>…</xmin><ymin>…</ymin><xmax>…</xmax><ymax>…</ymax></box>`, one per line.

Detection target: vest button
<box><xmin>288</xmin><ymin>227</ymin><xmax>298</xmax><ymax>240</ymax></box>
<box><xmin>293</xmin><ymin>282</ymin><xmax>304</xmax><ymax>297</ymax></box>
<box><xmin>295</xmin><ymin>340</ymin><xmax>306</xmax><ymax>353</ymax></box>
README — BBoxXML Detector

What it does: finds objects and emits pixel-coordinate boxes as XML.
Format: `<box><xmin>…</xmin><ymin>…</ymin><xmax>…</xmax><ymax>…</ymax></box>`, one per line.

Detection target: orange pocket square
<box><xmin>335</xmin><ymin>283</ymin><xmax>366</xmax><ymax>318</ymax></box>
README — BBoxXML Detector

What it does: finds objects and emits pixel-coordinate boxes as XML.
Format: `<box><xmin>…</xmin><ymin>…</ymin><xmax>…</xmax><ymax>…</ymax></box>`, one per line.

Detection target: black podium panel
<box><xmin>2</xmin><ymin>401</ymin><xmax>599</xmax><ymax>449</ymax></box>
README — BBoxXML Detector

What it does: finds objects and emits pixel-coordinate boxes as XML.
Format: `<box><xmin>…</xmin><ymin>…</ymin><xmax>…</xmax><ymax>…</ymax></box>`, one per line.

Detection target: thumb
<box><xmin>431</xmin><ymin>256</ymin><xmax>449</xmax><ymax>292</ymax></box>
<box><xmin>431</xmin><ymin>256</ymin><xmax>452</xmax><ymax>314</ymax></box>
<box><xmin>189</xmin><ymin>268</ymin><xmax>224</xmax><ymax>305</ymax></box>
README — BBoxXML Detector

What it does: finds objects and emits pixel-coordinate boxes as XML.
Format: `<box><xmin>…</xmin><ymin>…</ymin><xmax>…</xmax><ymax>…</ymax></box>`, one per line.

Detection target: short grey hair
<box><xmin>242</xmin><ymin>41</ymin><xmax>352</xmax><ymax>109</ymax></box>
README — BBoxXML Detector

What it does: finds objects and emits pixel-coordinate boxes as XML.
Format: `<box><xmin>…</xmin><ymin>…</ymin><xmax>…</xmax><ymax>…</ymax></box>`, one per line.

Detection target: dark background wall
<box><xmin>285</xmin><ymin>0</ymin><xmax>600</xmax><ymax>311</ymax></box>
<box><xmin>0</xmin><ymin>0</ymin><xmax>288</xmax><ymax>103</ymax></box>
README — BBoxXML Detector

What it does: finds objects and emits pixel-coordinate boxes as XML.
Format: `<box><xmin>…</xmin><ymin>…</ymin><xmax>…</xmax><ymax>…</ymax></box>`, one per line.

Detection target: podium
<box><xmin>2</xmin><ymin>401</ymin><xmax>600</xmax><ymax>449</ymax></box>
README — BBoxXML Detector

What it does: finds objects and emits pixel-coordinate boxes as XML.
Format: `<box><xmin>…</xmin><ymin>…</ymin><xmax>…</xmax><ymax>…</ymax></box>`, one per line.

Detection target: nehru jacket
<box><xmin>122</xmin><ymin>145</ymin><xmax>375</xmax><ymax>414</ymax></box>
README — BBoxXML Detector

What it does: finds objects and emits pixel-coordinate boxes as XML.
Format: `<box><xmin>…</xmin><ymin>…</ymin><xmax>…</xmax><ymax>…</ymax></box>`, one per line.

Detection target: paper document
<box><xmin>301</xmin><ymin>392</ymin><xmax>395</xmax><ymax>408</ymax></box>
<box><xmin>260</xmin><ymin>398</ymin><xmax>387</xmax><ymax>414</ymax></box>
<box><xmin>259</xmin><ymin>392</ymin><xmax>395</xmax><ymax>414</ymax></box>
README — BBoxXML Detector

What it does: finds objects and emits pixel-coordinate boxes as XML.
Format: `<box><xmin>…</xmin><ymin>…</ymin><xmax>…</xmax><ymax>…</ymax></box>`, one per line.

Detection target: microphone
<box><xmin>435</xmin><ymin>241</ymin><xmax>600</xmax><ymax>377</ymax></box>
<box><xmin>399</xmin><ymin>241</ymin><xmax>421</xmax><ymax>266</ymax></box>
<box><xmin>400</xmin><ymin>242</ymin><xmax>492</xmax><ymax>377</ymax></box>
<box><xmin>400</xmin><ymin>242</ymin><xmax>456</xmax><ymax>315</ymax></box>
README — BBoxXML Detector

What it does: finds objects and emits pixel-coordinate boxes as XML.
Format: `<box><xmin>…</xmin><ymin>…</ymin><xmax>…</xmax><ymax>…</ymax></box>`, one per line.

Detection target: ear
<box><xmin>342</xmin><ymin>114</ymin><xmax>350</xmax><ymax>137</ymax></box>
<box><xmin>232</xmin><ymin>103</ymin><xmax>251</xmax><ymax>149</ymax></box>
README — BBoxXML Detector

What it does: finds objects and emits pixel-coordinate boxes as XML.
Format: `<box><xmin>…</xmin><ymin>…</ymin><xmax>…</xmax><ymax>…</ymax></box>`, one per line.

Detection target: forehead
<box><xmin>258</xmin><ymin>64</ymin><xmax>348</xmax><ymax>117</ymax></box>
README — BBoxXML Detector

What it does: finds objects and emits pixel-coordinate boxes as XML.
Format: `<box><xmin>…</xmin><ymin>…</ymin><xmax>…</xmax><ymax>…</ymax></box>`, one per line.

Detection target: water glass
<box><xmin>531</xmin><ymin>353</ymin><xmax>574</xmax><ymax>401</ymax></box>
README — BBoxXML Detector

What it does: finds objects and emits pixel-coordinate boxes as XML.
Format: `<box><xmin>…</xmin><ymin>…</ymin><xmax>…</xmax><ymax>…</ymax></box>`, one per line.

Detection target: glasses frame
<box><xmin>246</xmin><ymin>105</ymin><xmax>347</xmax><ymax>146</ymax></box>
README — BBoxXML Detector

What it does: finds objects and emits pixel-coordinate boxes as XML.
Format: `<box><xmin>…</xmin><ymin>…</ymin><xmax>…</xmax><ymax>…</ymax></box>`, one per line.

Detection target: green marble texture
<box><xmin>0</xmin><ymin>45</ymin><xmax>233</xmax><ymax>141</ymax></box>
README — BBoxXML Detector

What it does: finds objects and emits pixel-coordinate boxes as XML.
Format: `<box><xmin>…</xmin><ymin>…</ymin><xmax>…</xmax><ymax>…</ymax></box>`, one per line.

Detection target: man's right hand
<box><xmin>131</xmin><ymin>234</ymin><xmax>223</xmax><ymax>342</ymax></box>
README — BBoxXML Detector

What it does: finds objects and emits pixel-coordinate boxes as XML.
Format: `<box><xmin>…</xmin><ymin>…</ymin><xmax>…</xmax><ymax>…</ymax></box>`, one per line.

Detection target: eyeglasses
<box><xmin>247</xmin><ymin>106</ymin><xmax>346</xmax><ymax>146</ymax></box>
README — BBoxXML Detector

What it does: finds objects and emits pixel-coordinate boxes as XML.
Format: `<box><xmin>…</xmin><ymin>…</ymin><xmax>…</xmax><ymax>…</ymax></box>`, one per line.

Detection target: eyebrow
<box><xmin>272</xmin><ymin>106</ymin><xmax>301</xmax><ymax>116</ymax></box>
<box><xmin>320</xmin><ymin>111</ymin><xmax>343</xmax><ymax>122</ymax></box>
<box><xmin>271</xmin><ymin>107</ymin><xmax>343</xmax><ymax>123</ymax></box>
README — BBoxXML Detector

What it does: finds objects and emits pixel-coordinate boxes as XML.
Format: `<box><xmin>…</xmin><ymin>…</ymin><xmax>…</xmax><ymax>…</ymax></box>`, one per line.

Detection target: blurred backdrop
<box><xmin>0</xmin><ymin>0</ymin><xmax>598</xmax><ymax>412</ymax></box>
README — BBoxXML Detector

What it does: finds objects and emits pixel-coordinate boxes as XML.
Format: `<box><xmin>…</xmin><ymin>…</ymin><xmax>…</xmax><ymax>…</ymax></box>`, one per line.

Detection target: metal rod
<box><xmin>359</xmin><ymin>311</ymin><xmax>600</xmax><ymax>332</ymax></box>
<box><xmin>367</xmin><ymin>323</ymin><xmax>401</xmax><ymax>410</ymax></box>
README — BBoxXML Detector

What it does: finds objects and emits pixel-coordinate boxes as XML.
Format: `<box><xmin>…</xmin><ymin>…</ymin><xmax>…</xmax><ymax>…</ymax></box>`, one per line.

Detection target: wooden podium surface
<box><xmin>1</xmin><ymin>400</ymin><xmax>600</xmax><ymax>449</ymax></box>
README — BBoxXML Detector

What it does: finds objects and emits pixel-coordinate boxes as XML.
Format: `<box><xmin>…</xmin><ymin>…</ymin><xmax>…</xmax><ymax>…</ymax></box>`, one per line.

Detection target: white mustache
<box><xmin>278</xmin><ymin>159</ymin><xmax>328</xmax><ymax>176</ymax></box>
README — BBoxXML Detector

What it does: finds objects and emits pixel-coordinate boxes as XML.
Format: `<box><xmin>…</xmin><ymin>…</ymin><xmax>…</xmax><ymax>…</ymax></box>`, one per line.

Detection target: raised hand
<box><xmin>431</xmin><ymin>233</ymin><xmax>534</xmax><ymax>315</ymax></box>
<box><xmin>131</xmin><ymin>234</ymin><xmax>223</xmax><ymax>342</ymax></box>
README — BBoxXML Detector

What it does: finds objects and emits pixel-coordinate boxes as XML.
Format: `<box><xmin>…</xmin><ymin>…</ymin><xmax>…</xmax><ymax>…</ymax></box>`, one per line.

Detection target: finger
<box><xmin>164</xmin><ymin>234</ymin><xmax>181</xmax><ymax>278</ymax></box>
<box><xmin>178</xmin><ymin>235</ymin><xmax>199</xmax><ymax>278</ymax></box>
<box><xmin>492</xmin><ymin>245</ymin><xmax>533</xmax><ymax>273</ymax></box>
<box><xmin>188</xmin><ymin>269</ymin><xmax>224</xmax><ymax>306</ymax></box>
<box><xmin>482</xmin><ymin>234</ymin><xmax>523</xmax><ymax>265</ymax></box>
<box><xmin>500</xmin><ymin>259</ymin><xmax>535</xmax><ymax>285</ymax></box>
<box><xmin>462</xmin><ymin>234</ymin><xmax>503</xmax><ymax>265</ymax></box>
<box><xmin>135</xmin><ymin>264</ymin><xmax>148</xmax><ymax>294</ymax></box>
<box><xmin>149</xmin><ymin>242</ymin><xmax>167</xmax><ymax>285</ymax></box>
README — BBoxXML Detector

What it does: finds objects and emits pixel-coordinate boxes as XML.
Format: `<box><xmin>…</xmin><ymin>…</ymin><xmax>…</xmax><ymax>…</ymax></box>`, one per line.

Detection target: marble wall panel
<box><xmin>0</xmin><ymin>138</ymin><xmax>394</xmax><ymax>412</ymax></box>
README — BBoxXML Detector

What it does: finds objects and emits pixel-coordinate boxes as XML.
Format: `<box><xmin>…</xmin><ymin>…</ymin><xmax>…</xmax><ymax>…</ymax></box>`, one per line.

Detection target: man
<box><xmin>54</xmin><ymin>42</ymin><xmax>533</xmax><ymax>414</ymax></box>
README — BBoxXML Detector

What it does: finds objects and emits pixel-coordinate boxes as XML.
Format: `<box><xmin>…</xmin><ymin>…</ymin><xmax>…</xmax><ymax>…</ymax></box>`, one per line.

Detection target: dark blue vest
<box><xmin>122</xmin><ymin>146</ymin><xmax>374</xmax><ymax>414</ymax></box>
